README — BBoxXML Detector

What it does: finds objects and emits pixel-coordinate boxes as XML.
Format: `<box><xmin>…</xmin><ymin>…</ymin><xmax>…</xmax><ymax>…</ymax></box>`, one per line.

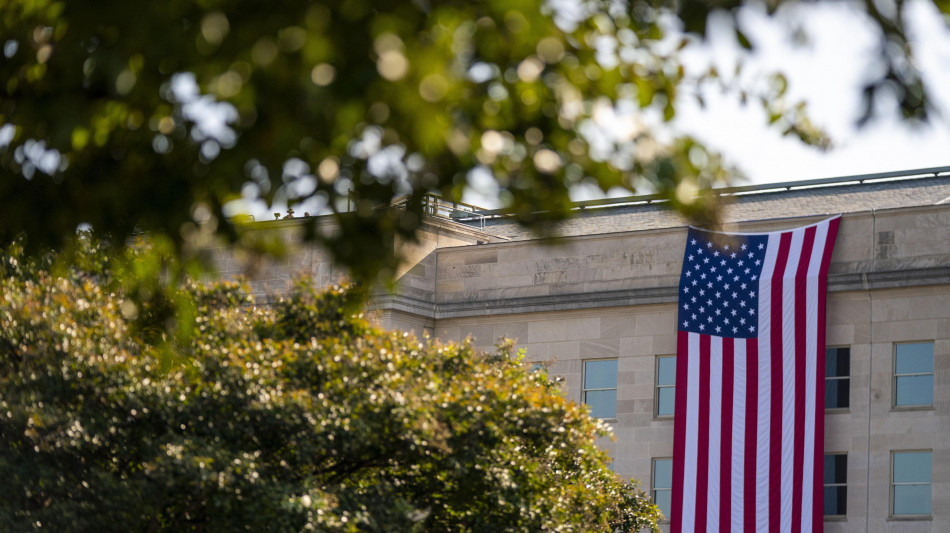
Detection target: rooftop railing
<box><xmin>332</xmin><ymin>166</ymin><xmax>950</xmax><ymax>226</ymax></box>
<box><xmin>466</xmin><ymin>165</ymin><xmax>950</xmax><ymax>219</ymax></box>
<box><xmin>391</xmin><ymin>194</ymin><xmax>488</xmax><ymax>229</ymax></box>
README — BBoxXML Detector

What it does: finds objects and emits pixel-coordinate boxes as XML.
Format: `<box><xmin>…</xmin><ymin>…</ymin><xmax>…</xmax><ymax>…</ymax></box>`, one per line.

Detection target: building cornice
<box><xmin>369</xmin><ymin>266</ymin><xmax>950</xmax><ymax>320</ymax></box>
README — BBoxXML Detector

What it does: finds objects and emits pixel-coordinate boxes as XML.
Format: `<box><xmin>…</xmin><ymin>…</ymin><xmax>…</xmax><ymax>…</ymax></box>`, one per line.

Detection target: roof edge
<box><xmin>467</xmin><ymin>165</ymin><xmax>950</xmax><ymax>218</ymax></box>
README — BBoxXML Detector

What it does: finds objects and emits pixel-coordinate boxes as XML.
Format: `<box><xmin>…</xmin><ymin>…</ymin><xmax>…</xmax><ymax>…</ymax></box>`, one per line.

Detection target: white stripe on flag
<box><xmin>780</xmin><ymin>228</ymin><xmax>804</xmax><ymax>533</ymax></box>
<box><xmin>731</xmin><ymin>339</ymin><xmax>747</xmax><ymax>533</ymax></box>
<box><xmin>682</xmin><ymin>332</ymin><xmax>700</xmax><ymax>533</ymax></box>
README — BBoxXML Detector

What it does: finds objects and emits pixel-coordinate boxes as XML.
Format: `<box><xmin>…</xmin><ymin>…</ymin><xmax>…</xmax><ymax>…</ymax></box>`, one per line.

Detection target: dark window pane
<box><xmin>825</xmin><ymin>347</ymin><xmax>850</xmax><ymax>377</ymax></box>
<box><xmin>825</xmin><ymin>379</ymin><xmax>850</xmax><ymax>409</ymax></box>
<box><xmin>823</xmin><ymin>485</ymin><xmax>847</xmax><ymax>516</ymax></box>
<box><xmin>657</xmin><ymin>387</ymin><xmax>675</xmax><ymax>416</ymax></box>
<box><xmin>894</xmin><ymin>484</ymin><xmax>932</xmax><ymax>515</ymax></box>
<box><xmin>895</xmin><ymin>343</ymin><xmax>934</xmax><ymax>374</ymax></box>
<box><xmin>584</xmin><ymin>360</ymin><xmax>617</xmax><ymax>390</ymax></box>
<box><xmin>836</xmin><ymin>347</ymin><xmax>850</xmax><ymax>375</ymax></box>
<box><xmin>585</xmin><ymin>389</ymin><xmax>616</xmax><ymax>418</ymax></box>
<box><xmin>657</xmin><ymin>356</ymin><xmax>676</xmax><ymax>385</ymax></box>
<box><xmin>823</xmin><ymin>454</ymin><xmax>847</xmax><ymax>484</ymax></box>
<box><xmin>896</xmin><ymin>375</ymin><xmax>934</xmax><ymax>406</ymax></box>
<box><xmin>893</xmin><ymin>452</ymin><xmax>932</xmax><ymax>483</ymax></box>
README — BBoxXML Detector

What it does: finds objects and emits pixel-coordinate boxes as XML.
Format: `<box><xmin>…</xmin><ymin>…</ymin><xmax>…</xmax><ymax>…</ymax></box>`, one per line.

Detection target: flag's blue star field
<box><xmin>677</xmin><ymin>228</ymin><xmax>769</xmax><ymax>339</ymax></box>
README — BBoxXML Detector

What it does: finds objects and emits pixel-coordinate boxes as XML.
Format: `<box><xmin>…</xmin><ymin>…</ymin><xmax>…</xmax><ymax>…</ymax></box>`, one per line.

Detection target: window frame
<box><xmin>651</xmin><ymin>457</ymin><xmax>673</xmax><ymax>522</ymax></box>
<box><xmin>824</xmin><ymin>346</ymin><xmax>850</xmax><ymax>411</ymax></box>
<box><xmin>890</xmin><ymin>450</ymin><xmax>933</xmax><ymax>519</ymax></box>
<box><xmin>654</xmin><ymin>355</ymin><xmax>676</xmax><ymax>419</ymax></box>
<box><xmin>582</xmin><ymin>358</ymin><xmax>617</xmax><ymax>420</ymax></box>
<box><xmin>892</xmin><ymin>341</ymin><xmax>935</xmax><ymax>409</ymax></box>
<box><xmin>823</xmin><ymin>452</ymin><xmax>847</xmax><ymax>518</ymax></box>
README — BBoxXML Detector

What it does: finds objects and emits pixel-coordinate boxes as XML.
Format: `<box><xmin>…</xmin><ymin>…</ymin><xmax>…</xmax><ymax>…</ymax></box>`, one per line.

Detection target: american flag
<box><xmin>670</xmin><ymin>216</ymin><xmax>840</xmax><ymax>533</ymax></box>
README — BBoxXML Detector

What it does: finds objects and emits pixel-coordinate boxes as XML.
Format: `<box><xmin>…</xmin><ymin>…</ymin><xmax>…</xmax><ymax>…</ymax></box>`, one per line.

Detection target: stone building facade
<box><xmin>214</xmin><ymin>169</ymin><xmax>950</xmax><ymax>532</ymax></box>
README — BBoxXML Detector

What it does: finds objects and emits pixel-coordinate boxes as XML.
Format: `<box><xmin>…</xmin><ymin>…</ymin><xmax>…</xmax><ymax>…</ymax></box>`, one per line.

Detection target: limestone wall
<box><xmin>428</xmin><ymin>205</ymin><xmax>950</xmax><ymax>532</ymax></box>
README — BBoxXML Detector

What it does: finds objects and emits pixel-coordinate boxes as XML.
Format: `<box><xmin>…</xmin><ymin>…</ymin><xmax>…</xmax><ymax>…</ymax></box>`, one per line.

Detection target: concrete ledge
<box><xmin>829</xmin><ymin>267</ymin><xmax>950</xmax><ymax>292</ymax></box>
<box><xmin>367</xmin><ymin>293</ymin><xmax>438</xmax><ymax>319</ymax></box>
<box><xmin>433</xmin><ymin>285</ymin><xmax>678</xmax><ymax>318</ymax></box>
<box><xmin>368</xmin><ymin>266</ymin><xmax>950</xmax><ymax>319</ymax></box>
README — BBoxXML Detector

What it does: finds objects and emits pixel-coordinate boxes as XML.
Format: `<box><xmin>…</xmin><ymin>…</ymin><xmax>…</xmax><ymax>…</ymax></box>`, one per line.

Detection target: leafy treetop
<box><xmin>0</xmin><ymin>241</ymin><xmax>662</xmax><ymax>532</ymax></box>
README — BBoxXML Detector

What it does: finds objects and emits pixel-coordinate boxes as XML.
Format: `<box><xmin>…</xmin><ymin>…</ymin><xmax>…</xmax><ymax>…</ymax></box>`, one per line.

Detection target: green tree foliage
<box><xmin>0</xmin><ymin>243</ymin><xmax>661</xmax><ymax>532</ymax></box>
<box><xmin>1</xmin><ymin>0</ymin><xmax>941</xmax><ymax>279</ymax></box>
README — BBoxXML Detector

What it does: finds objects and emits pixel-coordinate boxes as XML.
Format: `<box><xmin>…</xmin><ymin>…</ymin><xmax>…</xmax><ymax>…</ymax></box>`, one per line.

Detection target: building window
<box><xmin>583</xmin><ymin>359</ymin><xmax>617</xmax><ymax>419</ymax></box>
<box><xmin>823</xmin><ymin>454</ymin><xmax>847</xmax><ymax>516</ymax></box>
<box><xmin>894</xmin><ymin>342</ymin><xmax>934</xmax><ymax>407</ymax></box>
<box><xmin>655</xmin><ymin>355</ymin><xmax>676</xmax><ymax>417</ymax></box>
<box><xmin>825</xmin><ymin>347</ymin><xmax>850</xmax><ymax>409</ymax></box>
<box><xmin>891</xmin><ymin>451</ymin><xmax>932</xmax><ymax>517</ymax></box>
<box><xmin>652</xmin><ymin>458</ymin><xmax>672</xmax><ymax>519</ymax></box>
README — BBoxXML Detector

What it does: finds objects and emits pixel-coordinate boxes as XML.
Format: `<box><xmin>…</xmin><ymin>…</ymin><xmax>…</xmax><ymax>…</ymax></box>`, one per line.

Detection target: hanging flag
<box><xmin>670</xmin><ymin>216</ymin><xmax>840</xmax><ymax>533</ymax></box>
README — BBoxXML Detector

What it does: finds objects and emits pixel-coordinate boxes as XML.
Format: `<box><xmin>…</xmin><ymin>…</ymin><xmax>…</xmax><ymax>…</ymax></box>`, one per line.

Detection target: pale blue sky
<box><xmin>673</xmin><ymin>0</ymin><xmax>950</xmax><ymax>187</ymax></box>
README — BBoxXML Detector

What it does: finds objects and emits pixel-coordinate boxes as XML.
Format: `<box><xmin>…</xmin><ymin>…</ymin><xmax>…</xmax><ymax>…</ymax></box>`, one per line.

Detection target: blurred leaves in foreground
<box><xmin>0</xmin><ymin>240</ymin><xmax>661</xmax><ymax>532</ymax></box>
<box><xmin>4</xmin><ymin>0</ymin><xmax>936</xmax><ymax>280</ymax></box>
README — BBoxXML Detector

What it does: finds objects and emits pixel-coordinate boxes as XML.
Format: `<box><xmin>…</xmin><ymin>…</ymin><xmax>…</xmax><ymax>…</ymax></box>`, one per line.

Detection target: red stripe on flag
<box><xmin>671</xmin><ymin>330</ymin><xmax>690</xmax><ymax>532</ymax></box>
<box><xmin>720</xmin><ymin>337</ymin><xmax>735</xmax><ymax>532</ymax></box>
<box><xmin>792</xmin><ymin>226</ymin><xmax>817</xmax><ymax>532</ymax></box>
<box><xmin>743</xmin><ymin>339</ymin><xmax>758</xmax><ymax>533</ymax></box>
<box><xmin>695</xmin><ymin>334</ymin><xmax>711</xmax><ymax>532</ymax></box>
